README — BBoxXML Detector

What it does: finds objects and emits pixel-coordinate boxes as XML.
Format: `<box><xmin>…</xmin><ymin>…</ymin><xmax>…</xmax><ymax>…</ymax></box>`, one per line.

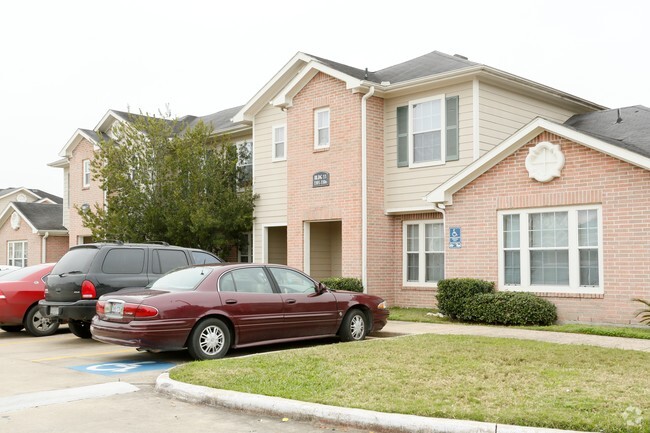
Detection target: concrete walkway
<box><xmin>155</xmin><ymin>321</ymin><xmax>650</xmax><ymax>433</ymax></box>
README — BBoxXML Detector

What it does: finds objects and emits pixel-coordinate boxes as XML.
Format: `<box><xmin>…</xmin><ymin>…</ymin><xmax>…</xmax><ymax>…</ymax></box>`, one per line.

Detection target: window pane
<box><xmin>318</xmin><ymin>110</ymin><xmax>329</xmax><ymax>128</ymax></box>
<box><xmin>407</xmin><ymin>224</ymin><xmax>419</xmax><ymax>252</ymax></box>
<box><xmin>530</xmin><ymin>250</ymin><xmax>569</xmax><ymax>285</ymax></box>
<box><xmin>504</xmin><ymin>250</ymin><xmax>521</xmax><ymax>284</ymax></box>
<box><xmin>530</xmin><ymin>212</ymin><xmax>568</xmax><ymax>248</ymax></box>
<box><xmin>413</xmin><ymin>131</ymin><xmax>441</xmax><ymax>163</ymax></box>
<box><xmin>318</xmin><ymin>128</ymin><xmax>329</xmax><ymax>146</ymax></box>
<box><xmin>425</xmin><ymin>223</ymin><xmax>443</xmax><ymax>252</ymax></box>
<box><xmin>230</xmin><ymin>267</ymin><xmax>274</xmax><ymax>294</ymax></box>
<box><xmin>407</xmin><ymin>253</ymin><xmax>419</xmax><ymax>282</ymax></box>
<box><xmin>580</xmin><ymin>249</ymin><xmax>599</xmax><ymax>286</ymax></box>
<box><xmin>425</xmin><ymin>253</ymin><xmax>444</xmax><ymax>282</ymax></box>
<box><xmin>275</xmin><ymin>127</ymin><xmax>285</xmax><ymax>143</ymax></box>
<box><xmin>503</xmin><ymin>215</ymin><xmax>520</xmax><ymax>248</ymax></box>
<box><xmin>275</xmin><ymin>141</ymin><xmax>285</xmax><ymax>159</ymax></box>
<box><xmin>578</xmin><ymin>210</ymin><xmax>598</xmax><ymax>247</ymax></box>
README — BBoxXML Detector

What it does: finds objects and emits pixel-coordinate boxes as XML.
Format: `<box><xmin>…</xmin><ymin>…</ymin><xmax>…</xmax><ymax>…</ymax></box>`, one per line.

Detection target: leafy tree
<box><xmin>78</xmin><ymin>111</ymin><xmax>256</xmax><ymax>257</ymax></box>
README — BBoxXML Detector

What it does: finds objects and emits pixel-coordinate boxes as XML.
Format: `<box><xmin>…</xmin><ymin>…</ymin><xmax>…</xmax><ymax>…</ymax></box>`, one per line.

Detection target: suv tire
<box><xmin>24</xmin><ymin>304</ymin><xmax>59</xmax><ymax>337</ymax></box>
<box><xmin>68</xmin><ymin>320</ymin><xmax>92</xmax><ymax>339</ymax></box>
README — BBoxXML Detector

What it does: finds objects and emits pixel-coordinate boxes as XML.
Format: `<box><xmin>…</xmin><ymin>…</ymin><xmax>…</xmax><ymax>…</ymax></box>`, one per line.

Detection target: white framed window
<box><xmin>272</xmin><ymin>125</ymin><xmax>286</xmax><ymax>161</ymax></box>
<box><xmin>498</xmin><ymin>205</ymin><xmax>603</xmax><ymax>294</ymax></box>
<box><xmin>236</xmin><ymin>140</ymin><xmax>253</xmax><ymax>187</ymax></box>
<box><xmin>8</xmin><ymin>240</ymin><xmax>27</xmax><ymax>267</ymax></box>
<box><xmin>238</xmin><ymin>232</ymin><xmax>253</xmax><ymax>263</ymax></box>
<box><xmin>403</xmin><ymin>221</ymin><xmax>444</xmax><ymax>286</ymax></box>
<box><xmin>409</xmin><ymin>95</ymin><xmax>445</xmax><ymax>167</ymax></box>
<box><xmin>314</xmin><ymin>108</ymin><xmax>330</xmax><ymax>149</ymax></box>
<box><xmin>82</xmin><ymin>159</ymin><xmax>91</xmax><ymax>188</ymax></box>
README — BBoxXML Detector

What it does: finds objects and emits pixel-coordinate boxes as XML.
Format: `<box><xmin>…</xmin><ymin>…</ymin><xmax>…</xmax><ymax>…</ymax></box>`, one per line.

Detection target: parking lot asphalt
<box><xmin>155</xmin><ymin>321</ymin><xmax>650</xmax><ymax>433</ymax></box>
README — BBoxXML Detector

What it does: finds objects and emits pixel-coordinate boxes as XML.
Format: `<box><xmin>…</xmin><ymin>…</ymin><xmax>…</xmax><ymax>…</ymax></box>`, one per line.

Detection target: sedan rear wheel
<box><xmin>187</xmin><ymin>318</ymin><xmax>231</xmax><ymax>360</ymax></box>
<box><xmin>339</xmin><ymin>309</ymin><xmax>368</xmax><ymax>342</ymax></box>
<box><xmin>1</xmin><ymin>325</ymin><xmax>24</xmax><ymax>332</ymax></box>
<box><xmin>24</xmin><ymin>304</ymin><xmax>59</xmax><ymax>337</ymax></box>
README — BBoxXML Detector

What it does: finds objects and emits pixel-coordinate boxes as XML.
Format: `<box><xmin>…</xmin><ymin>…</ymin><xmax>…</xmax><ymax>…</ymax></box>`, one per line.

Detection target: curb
<box><xmin>155</xmin><ymin>372</ymin><xmax>594</xmax><ymax>433</ymax></box>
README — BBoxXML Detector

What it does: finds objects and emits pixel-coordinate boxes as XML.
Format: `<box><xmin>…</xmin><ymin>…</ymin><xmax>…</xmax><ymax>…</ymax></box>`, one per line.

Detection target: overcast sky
<box><xmin>1</xmin><ymin>0</ymin><xmax>648</xmax><ymax>198</ymax></box>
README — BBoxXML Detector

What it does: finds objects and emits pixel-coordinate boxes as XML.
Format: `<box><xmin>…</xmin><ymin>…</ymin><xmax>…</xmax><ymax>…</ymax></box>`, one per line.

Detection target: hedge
<box><xmin>321</xmin><ymin>277</ymin><xmax>364</xmax><ymax>293</ymax></box>
<box><xmin>459</xmin><ymin>291</ymin><xmax>557</xmax><ymax>326</ymax></box>
<box><xmin>436</xmin><ymin>278</ymin><xmax>495</xmax><ymax>319</ymax></box>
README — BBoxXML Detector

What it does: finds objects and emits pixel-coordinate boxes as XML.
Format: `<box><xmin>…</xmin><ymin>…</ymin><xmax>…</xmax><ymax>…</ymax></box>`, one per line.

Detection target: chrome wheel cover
<box><xmin>350</xmin><ymin>314</ymin><xmax>365</xmax><ymax>340</ymax></box>
<box><xmin>32</xmin><ymin>311</ymin><xmax>55</xmax><ymax>332</ymax></box>
<box><xmin>199</xmin><ymin>325</ymin><xmax>225</xmax><ymax>355</ymax></box>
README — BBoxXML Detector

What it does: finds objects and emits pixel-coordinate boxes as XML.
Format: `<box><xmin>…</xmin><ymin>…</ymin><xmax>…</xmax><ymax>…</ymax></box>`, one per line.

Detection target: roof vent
<box><xmin>453</xmin><ymin>54</ymin><xmax>469</xmax><ymax>60</ymax></box>
<box><xmin>364</xmin><ymin>68</ymin><xmax>368</xmax><ymax>79</ymax></box>
<box><xmin>616</xmin><ymin>108</ymin><xmax>623</xmax><ymax>124</ymax></box>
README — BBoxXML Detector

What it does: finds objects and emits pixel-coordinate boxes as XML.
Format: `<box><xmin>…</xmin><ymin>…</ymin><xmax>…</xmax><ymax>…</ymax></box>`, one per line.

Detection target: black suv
<box><xmin>39</xmin><ymin>242</ymin><xmax>221</xmax><ymax>338</ymax></box>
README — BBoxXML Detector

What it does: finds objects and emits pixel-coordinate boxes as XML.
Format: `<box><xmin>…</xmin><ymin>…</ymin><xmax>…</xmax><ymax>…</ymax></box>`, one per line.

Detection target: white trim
<box><xmin>0</xmin><ymin>187</ymin><xmax>40</xmax><ymax>202</ymax></box>
<box><xmin>361</xmin><ymin>86</ymin><xmax>375</xmax><ymax>292</ymax></box>
<box><xmin>425</xmin><ymin>117</ymin><xmax>650</xmax><ymax>205</ymax></box>
<box><xmin>0</xmin><ymin>203</ymin><xmax>38</xmax><ymax>233</ymax></box>
<box><xmin>314</xmin><ymin>108</ymin><xmax>330</xmax><ymax>149</ymax></box>
<box><xmin>497</xmin><ymin>204</ymin><xmax>604</xmax><ymax>295</ymax></box>
<box><xmin>271</xmin><ymin>124</ymin><xmax>287</xmax><ymax>162</ymax></box>
<box><xmin>385</xmin><ymin>205</ymin><xmax>439</xmax><ymax>215</ymax></box>
<box><xmin>82</xmin><ymin>159</ymin><xmax>91</xmax><ymax>188</ymax></box>
<box><xmin>408</xmin><ymin>94</ymin><xmax>446</xmax><ymax>168</ymax></box>
<box><xmin>303</xmin><ymin>222</ymin><xmax>311</xmax><ymax>274</ymax></box>
<box><xmin>402</xmin><ymin>219</ymin><xmax>445</xmax><ymax>287</ymax></box>
<box><xmin>472</xmin><ymin>78</ymin><xmax>480</xmax><ymax>161</ymax></box>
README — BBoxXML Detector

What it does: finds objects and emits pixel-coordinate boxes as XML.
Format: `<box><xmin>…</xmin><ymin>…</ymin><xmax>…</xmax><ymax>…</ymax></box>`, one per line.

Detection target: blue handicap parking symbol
<box><xmin>69</xmin><ymin>360</ymin><xmax>176</xmax><ymax>376</ymax></box>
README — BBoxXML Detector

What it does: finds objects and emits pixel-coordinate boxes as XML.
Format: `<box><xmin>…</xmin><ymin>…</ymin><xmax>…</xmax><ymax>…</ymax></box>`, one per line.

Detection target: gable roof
<box><xmin>0</xmin><ymin>188</ymin><xmax>62</xmax><ymax>204</ymax></box>
<box><xmin>234</xmin><ymin>50</ymin><xmax>605</xmax><ymax>122</ymax></box>
<box><xmin>425</xmin><ymin>107</ymin><xmax>650</xmax><ymax>205</ymax></box>
<box><xmin>0</xmin><ymin>202</ymin><xmax>66</xmax><ymax>234</ymax></box>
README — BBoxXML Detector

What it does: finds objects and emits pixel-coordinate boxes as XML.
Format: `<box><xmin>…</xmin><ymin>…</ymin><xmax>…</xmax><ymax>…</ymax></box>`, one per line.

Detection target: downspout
<box><xmin>41</xmin><ymin>232</ymin><xmax>49</xmax><ymax>263</ymax></box>
<box><xmin>361</xmin><ymin>86</ymin><xmax>375</xmax><ymax>292</ymax></box>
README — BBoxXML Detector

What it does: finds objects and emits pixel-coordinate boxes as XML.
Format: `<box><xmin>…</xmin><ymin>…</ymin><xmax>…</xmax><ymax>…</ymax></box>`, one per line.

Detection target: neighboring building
<box><xmin>0</xmin><ymin>190</ymin><xmax>68</xmax><ymax>266</ymax></box>
<box><xmin>52</xmin><ymin>50</ymin><xmax>650</xmax><ymax>325</ymax></box>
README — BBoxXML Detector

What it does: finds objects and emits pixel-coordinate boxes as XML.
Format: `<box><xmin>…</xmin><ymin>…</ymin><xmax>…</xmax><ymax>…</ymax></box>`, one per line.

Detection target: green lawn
<box><xmin>172</xmin><ymin>334</ymin><xmax>650</xmax><ymax>433</ymax></box>
<box><xmin>389</xmin><ymin>307</ymin><xmax>650</xmax><ymax>339</ymax></box>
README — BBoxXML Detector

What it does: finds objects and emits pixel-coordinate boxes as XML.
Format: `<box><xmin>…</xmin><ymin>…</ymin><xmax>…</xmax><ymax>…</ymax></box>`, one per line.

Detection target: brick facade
<box><xmin>67</xmin><ymin>138</ymin><xmax>104</xmax><ymax>246</ymax></box>
<box><xmin>444</xmin><ymin>131</ymin><xmax>650</xmax><ymax>324</ymax></box>
<box><xmin>0</xmin><ymin>216</ymin><xmax>68</xmax><ymax>265</ymax></box>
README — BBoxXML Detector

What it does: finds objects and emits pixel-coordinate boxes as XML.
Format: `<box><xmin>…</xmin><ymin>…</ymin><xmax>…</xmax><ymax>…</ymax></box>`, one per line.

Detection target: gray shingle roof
<box><xmin>188</xmin><ymin>105</ymin><xmax>247</xmax><ymax>134</ymax></box>
<box><xmin>307</xmin><ymin>51</ymin><xmax>478</xmax><ymax>85</ymax></box>
<box><xmin>13</xmin><ymin>203</ymin><xmax>65</xmax><ymax>231</ymax></box>
<box><xmin>564</xmin><ymin>106</ymin><xmax>650</xmax><ymax>159</ymax></box>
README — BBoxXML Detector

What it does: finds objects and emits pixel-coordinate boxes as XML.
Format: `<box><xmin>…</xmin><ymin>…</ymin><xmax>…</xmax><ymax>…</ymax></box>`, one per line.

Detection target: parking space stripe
<box><xmin>0</xmin><ymin>382</ymin><xmax>139</xmax><ymax>414</ymax></box>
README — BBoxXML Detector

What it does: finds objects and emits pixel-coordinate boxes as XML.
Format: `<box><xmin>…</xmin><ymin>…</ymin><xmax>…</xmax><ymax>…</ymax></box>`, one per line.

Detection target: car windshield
<box><xmin>147</xmin><ymin>267</ymin><xmax>212</xmax><ymax>292</ymax></box>
<box><xmin>51</xmin><ymin>248</ymin><xmax>98</xmax><ymax>274</ymax></box>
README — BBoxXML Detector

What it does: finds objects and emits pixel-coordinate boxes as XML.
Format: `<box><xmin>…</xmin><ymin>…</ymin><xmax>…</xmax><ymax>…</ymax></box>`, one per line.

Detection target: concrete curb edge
<box><xmin>155</xmin><ymin>372</ymin><xmax>594</xmax><ymax>433</ymax></box>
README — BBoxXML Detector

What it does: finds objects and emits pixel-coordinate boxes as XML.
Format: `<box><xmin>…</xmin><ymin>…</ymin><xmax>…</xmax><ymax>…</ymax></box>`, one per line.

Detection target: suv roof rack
<box><xmin>145</xmin><ymin>241</ymin><xmax>170</xmax><ymax>246</ymax></box>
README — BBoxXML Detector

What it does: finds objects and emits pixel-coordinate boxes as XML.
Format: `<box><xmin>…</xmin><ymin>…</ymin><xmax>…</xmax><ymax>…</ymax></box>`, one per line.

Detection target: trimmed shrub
<box><xmin>436</xmin><ymin>278</ymin><xmax>494</xmax><ymax>319</ymax></box>
<box><xmin>321</xmin><ymin>277</ymin><xmax>364</xmax><ymax>293</ymax></box>
<box><xmin>459</xmin><ymin>292</ymin><xmax>557</xmax><ymax>326</ymax></box>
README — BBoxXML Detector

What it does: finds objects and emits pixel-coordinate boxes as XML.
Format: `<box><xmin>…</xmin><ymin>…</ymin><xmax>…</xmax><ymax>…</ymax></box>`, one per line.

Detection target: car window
<box><xmin>269</xmin><ymin>268</ymin><xmax>316</xmax><ymax>294</ymax></box>
<box><xmin>51</xmin><ymin>248</ymin><xmax>98</xmax><ymax>274</ymax></box>
<box><xmin>102</xmin><ymin>248</ymin><xmax>145</xmax><ymax>274</ymax></box>
<box><xmin>192</xmin><ymin>251</ymin><xmax>221</xmax><ymax>265</ymax></box>
<box><xmin>219</xmin><ymin>267</ymin><xmax>274</xmax><ymax>294</ymax></box>
<box><xmin>0</xmin><ymin>265</ymin><xmax>46</xmax><ymax>281</ymax></box>
<box><xmin>148</xmin><ymin>267</ymin><xmax>212</xmax><ymax>292</ymax></box>
<box><xmin>153</xmin><ymin>249</ymin><xmax>189</xmax><ymax>274</ymax></box>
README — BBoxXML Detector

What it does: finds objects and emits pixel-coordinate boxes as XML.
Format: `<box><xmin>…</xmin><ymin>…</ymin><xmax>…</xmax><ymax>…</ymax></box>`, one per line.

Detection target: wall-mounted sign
<box><xmin>449</xmin><ymin>227</ymin><xmax>461</xmax><ymax>249</ymax></box>
<box><xmin>313</xmin><ymin>171</ymin><xmax>330</xmax><ymax>188</ymax></box>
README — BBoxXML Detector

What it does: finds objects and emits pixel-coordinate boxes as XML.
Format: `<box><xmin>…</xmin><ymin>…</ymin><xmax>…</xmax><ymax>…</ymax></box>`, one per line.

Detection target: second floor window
<box><xmin>314</xmin><ymin>108</ymin><xmax>330</xmax><ymax>149</ymax></box>
<box><xmin>272</xmin><ymin>125</ymin><xmax>286</xmax><ymax>161</ymax></box>
<box><xmin>82</xmin><ymin>159</ymin><xmax>91</xmax><ymax>187</ymax></box>
<box><xmin>237</xmin><ymin>141</ymin><xmax>253</xmax><ymax>187</ymax></box>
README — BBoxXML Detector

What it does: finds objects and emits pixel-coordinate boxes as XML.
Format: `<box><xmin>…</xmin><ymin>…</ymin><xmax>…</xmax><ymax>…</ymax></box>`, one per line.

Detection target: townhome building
<box><xmin>53</xmin><ymin>50</ymin><xmax>650</xmax><ymax>325</ymax></box>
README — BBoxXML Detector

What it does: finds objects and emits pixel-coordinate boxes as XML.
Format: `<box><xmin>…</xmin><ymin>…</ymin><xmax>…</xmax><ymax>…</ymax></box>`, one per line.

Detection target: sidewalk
<box><xmin>155</xmin><ymin>321</ymin><xmax>650</xmax><ymax>433</ymax></box>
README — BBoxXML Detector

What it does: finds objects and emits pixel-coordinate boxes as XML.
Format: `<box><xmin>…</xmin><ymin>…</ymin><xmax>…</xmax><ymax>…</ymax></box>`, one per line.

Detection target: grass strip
<box><xmin>171</xmin><ymin>334</ymin><xmax>650</xmax><ymax>433</ymax></box>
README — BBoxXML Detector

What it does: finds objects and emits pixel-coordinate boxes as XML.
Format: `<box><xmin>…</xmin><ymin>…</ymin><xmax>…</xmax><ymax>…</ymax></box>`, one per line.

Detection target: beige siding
<box><xmin>478</xmin><ymin>82</ymin><xmax>576</xmax><ymax>154</ymax></box>
<box><xmin>267</xmin><ymin>226</ymin><xmax>287</xmax><ymax>265</ymax></box>
<box><xmin>384</xmin><ymin>82</ymin><xmax>473</xmax><ymax>211</ymax></box>
<box><xmin>309</xmin><ymin>221</ymin><xmax>341</xmax><ymax>281</ymax></box>
<box><xmin>251</xmin><ymin>103</ymin><xmax>287</xmax><ymax>262</ymax></box>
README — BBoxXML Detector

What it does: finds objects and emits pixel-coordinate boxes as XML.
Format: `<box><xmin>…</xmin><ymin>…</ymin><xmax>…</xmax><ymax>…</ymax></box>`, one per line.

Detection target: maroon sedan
<box><xmin>0</xmin><ymin>263</ymin><xmax>58</xmax><ymax>337</ymax></box>
<box><xmin>91</xmin><ymin>263</ymin><xmax>389</xmax><ymax>360</ymax></box>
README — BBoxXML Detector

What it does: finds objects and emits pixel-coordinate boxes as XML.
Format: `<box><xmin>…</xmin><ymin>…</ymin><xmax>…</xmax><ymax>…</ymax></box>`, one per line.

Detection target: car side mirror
<box><xmin>317</xmin><ymin>282</ymin><xmax>327</xmax><ymax>294</ymax></box>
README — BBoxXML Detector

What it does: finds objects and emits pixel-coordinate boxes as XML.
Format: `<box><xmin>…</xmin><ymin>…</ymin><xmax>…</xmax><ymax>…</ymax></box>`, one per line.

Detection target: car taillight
<box><xmin>81</xmin><ymin>280</ymin><xmax>96</xmax><ymax>299</ymax></box>
<box><xmin>123</xmin><ymin>304</ymin><xmax>159</xmax><ymax>319</ymax></box>
<box><xmin>96</xmin><ymin>300</ymin><xmax>106</xmax><ymax>314</ymax></box>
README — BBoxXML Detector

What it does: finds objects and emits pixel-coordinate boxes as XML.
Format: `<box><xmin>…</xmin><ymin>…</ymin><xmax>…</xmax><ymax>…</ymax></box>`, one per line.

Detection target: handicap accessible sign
<box><xmin>69</xmin><ymin>360</ymin><xmax>176</xmax><ymax>376</ymax></box>
<box><xmin>449</xmin><ymin>227</ymin><xmax>461</xmax><ymax>249</ymax></box>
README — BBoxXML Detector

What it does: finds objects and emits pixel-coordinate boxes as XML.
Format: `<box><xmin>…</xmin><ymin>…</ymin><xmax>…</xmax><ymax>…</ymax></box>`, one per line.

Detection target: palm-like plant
<box><xmin>633</xmin><ymin>299</ymin><xmax>650</xmax><ymax>324</ymax></box>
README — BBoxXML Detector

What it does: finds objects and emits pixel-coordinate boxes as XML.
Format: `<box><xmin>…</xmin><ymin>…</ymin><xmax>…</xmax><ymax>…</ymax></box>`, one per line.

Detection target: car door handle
<box><xmin>285</xmin><ymin>299</ymin><xmax>296</xmax><ymax>304</ymax></box>
<box><xmin>225</xmin><ymin>299</ymin><xmax>237</xmax><ymax>305</ymax></box>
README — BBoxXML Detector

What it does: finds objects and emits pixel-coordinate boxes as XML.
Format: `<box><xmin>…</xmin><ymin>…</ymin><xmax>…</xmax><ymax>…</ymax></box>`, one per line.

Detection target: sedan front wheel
<box><xmin>339</xmin><ymin>309</ymin><xmax>368</xmax><ymax>342</ymax></box>
<box><xmin>187</xmin><ymin>318</ymin><xmax>231</xmax><ymax>360</ymax></box>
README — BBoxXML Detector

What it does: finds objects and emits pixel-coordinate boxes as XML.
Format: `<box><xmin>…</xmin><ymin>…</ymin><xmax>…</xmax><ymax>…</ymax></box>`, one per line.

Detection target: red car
<box><xmin>91</xmin><ymin>263</ymin><xmax>389</xmax><ymax>360</ymax></box>
<box><xmin>0</xmin><ymin>263</ymin><xmax>59</xmax><ymax>337</ymax></box>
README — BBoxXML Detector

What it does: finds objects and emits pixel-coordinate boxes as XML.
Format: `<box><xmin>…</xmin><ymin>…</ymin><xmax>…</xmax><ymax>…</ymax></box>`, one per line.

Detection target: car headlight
<box><xmin>377</xmin><ymin>301</ymin><xmax>388</xmax><ymax>310</ymax></box>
